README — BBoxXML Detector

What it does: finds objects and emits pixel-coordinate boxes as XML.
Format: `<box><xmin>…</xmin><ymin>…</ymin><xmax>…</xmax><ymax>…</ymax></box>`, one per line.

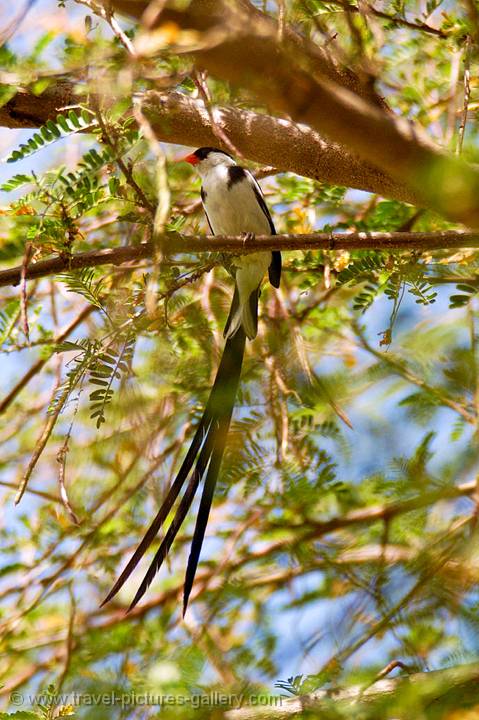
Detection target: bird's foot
<box><xmin>241</xmin><ymin>231</ymin><xmax>255</xmax><ymax>248</ymax></box>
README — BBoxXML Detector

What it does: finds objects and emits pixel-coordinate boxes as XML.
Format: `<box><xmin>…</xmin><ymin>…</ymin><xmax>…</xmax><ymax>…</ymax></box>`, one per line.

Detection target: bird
<box><xmin>101</xmin><ymin>147</ymin><xmax>281</xmax><ymax>615</ymax></box>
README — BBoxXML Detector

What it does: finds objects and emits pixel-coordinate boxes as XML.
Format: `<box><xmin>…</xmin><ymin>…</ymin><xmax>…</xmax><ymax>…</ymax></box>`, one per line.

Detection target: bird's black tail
<box><xmin>101</xmin><ymin>326</ymin><xmax>246</xmax><ymax>614</ymax></box>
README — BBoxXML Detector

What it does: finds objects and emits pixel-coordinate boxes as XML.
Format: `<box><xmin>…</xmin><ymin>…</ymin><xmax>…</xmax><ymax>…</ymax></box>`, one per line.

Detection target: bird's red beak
<box><xmin>181</xmin><ymin>153</ymin><xmax>200</xmax><ymax>165</ymax></box>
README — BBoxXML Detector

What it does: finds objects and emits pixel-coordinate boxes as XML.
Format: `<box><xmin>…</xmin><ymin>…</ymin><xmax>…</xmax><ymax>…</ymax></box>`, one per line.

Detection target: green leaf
<box><xmin>4</xmin><ymin>111</ymin><xmax>96</xmax><ymax>163</ymax></box>
<box><xmin>0</xmin><ymin>174</ymin><xmax>34</xmax><ymax>192</ymax></box>
<box><xmin>57</xmin><ymin>269</ymin><xmax>107</xmax><ymax>313</ymax></box>
<box><xmin>0</xmin><ymin>300</ymin><xmax>20</xmax><ymax>346</ymax></box>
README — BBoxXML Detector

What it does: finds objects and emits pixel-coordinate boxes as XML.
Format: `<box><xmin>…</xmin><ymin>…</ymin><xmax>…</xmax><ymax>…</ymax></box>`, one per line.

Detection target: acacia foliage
<box><xmin>0</xmin><ymin>1</ymin><xmax>479</xmax><ymax>718</ymax></box>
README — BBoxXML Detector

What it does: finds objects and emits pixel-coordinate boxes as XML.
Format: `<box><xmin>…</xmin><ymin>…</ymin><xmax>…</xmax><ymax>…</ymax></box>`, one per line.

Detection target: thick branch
<box><xmin>144</xmin><ymin>91</ymin><xmax>415</xmax><ymax>203</ymax></box>
<box><xmin>102</xmin><ymin>0</ymin><xmax>388</xmax><ymax>107</ymax></box>
<box><xmin>0</xmin><ymin>80</ymin><xmax>77</xmax><ymax>129</ymax></box>
<box><xmin>106</xmin><ymin>0</ymin><xmax>479</xmax><ymax>227</ymax></box>
<box><xmin>1</xmin><ymin>231</ymin><xmax>479</xmax><ymax>288</ymax></box>
<box><xmin>0</xmin><ymin>84</ymin><xmax>414</xmax><ymax>203</ymax></box>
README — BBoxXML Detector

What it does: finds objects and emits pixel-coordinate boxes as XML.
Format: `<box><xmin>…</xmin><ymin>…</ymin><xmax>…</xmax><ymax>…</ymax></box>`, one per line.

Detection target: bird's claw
<box><xmin>241</xmin><ymin>231</ymin><xmax>255</xmax><ymax>247</ymax></box>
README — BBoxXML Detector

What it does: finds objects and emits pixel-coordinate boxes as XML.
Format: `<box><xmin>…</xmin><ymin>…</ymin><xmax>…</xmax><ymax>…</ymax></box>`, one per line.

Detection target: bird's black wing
<box><xmin>244</xmin><ymin>170</ymin><xmax>281</xmax><ymax>289</ymax></box>
<box><xmin>243</xmin><ymin>169</ymin><xmax>276</xmax><ymax>235</ymax></box>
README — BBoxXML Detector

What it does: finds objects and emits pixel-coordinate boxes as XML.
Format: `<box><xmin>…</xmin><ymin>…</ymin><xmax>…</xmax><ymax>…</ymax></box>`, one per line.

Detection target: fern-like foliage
<box><xmin>0</xmin><ymin>173</ymin><xmax>34</xmax><ymax>192</ymax></box>
<box><xmin>352</xmin><ymin>281</ymin><xmax>381</xmax><ymax>313</ymax></box>
<box><xmin>278</xmin><ymin>450</ymin><xmax>338</xmax><ymax>512</ymax></box>
<box><xmin>88</xmin><ymin>333</ymin><xmax>135</xmax><ymax>428</ymax></box>
<box><xmin>449</xmin><ymin>283</ymin><xmax>479</xmax><ymax>308</ymax></box>
<box><xmin>4</xmin><ymin>109</ymin><xmax>95</xmax><ymax>164</ymax></box>
<box><xmin>49</xmin><ymin>339</ymin><xmax>97</xmax><ymax>414</ymax></box>
<box><xmin>0</xmin><ymin>300</ymin><xmax>20</xmax><ymax>346</ymax></box>
<box><xmin>57</xmin><ymin>146</ymin><xmax>114</xmax><ymax>215</ymax></box>
<box><xmin>337</xmin><ymin>252</ymin><xmax>389</xmax><ymax>313</ymax></box>
<box><xmin>274</xmin><ymin>675</ymin><xmax>304</xmax><ymax>696</ymax></box>
<box><xmin>51</xmin><ymin>334</ymin><xmax>135</xmax><ymax>429</ymax></box>
<box><xmin>57</xmin><ymin>269</ymin><xmax>108</xmax><ymax>315</ymax></box>
<box><xmin>337</xmin><ymin>252</ymin><xmax>389</xmax><ymax>285</ymax></box>
<box><xmin>406</xmin><ymin>277</ymin><xmax>437</xmax><ymax>306</ymax></box>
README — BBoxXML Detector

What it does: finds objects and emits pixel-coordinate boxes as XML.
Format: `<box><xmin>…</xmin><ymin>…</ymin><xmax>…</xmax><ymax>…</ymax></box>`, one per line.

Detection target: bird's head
<box><xmin>181</xmin><ymin>147</ymin><xmax>236</xmax><ymax>175</ymax></box>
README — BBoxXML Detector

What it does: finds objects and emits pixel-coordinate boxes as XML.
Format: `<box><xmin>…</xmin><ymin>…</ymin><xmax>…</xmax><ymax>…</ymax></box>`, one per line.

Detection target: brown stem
<box><xmin>2</xmin><ymin>231</ymin><xmax>479</xmax><ymax>288</ymax></box>
<box><xmin>327</xmin><ymin>0</ymin><xmax>449</xmax><ymax>38</ymax></box>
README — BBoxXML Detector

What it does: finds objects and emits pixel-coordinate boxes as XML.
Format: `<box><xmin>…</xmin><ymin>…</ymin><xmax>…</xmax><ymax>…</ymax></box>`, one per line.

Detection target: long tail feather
<box><xmin>182</xmin><ymin>416</ymin><xmax>230</xmax><ymax>614</ymax></box>
<box><xmin>127</xmin><ymin>420</ymin><xmax>218</xmax><ymax>610</ymax></box>
<box><xmin>182</xmin><ymin>340</ymin><xmax>244</xmax><ymax>613</ymax></box>
<box><xmin>181</xmin><ymin>329</ymin><xmax>246</xmax><ymax>612</ymax></box>
<box><xmin>182</xmin><ymin>446</ymin><xmax>221</xmax><ymax>615</ymax></box>
<box><xmin>100</xmin><ymin>412</ymin><xmax>212</xmax><ymax>607</ymax></box>
<box><xmin>102</xmin><ymin>324</ymin><xmax>246</xmax><ymax>612</ymax></box>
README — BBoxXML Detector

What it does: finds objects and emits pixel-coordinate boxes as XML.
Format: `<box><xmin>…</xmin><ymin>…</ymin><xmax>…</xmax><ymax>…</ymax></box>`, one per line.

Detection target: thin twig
<box><xmin>133</xmin><ymin>98</ymin><xmax>170</xmax><ymax>315</ymax></box>
<box><xmin>445</xmin><ymin>49</ymin><xmax>462</xmax><ymax>145</ymax></box>
<box><xmin>57</xmin><ymin>411</ymin><xmax>81</xmax><ymax>525</ymax></box>
<box><xmin>0</xmin><ymin>305</ymin><xmax>95</xmax><ymax>416</ymax></box>
<box><xmin>76</xmin><ymin>0</ymin><xmax>138</xmax><ymax>56</ymax></box>
<box><xmin>92</xmin><ymin>101</ymin><xmax>155</xmax><ymax>214</ymax></box>
<box><xmin>15</xmin><ymin>385</ymin><xmax>69</xmax><ymax>505</ymax></box>
<box><xmin>193</xmin><ymin>70</ymin><xmax>245</xmax><ymax>160</ymax></box>
<box><xmin>140</xmin><ymin>0</ymin><xmax>169</xmax><ymax>29</ymax></box>
<box><xmin>320</xmin><ymin>517</ymin><xmax>471</xmax><ymax>674</ymax></box>
<box><xmin>353</xmin><ymin>321</ymin><xmax>475</xmax><ymax>424</ymax></box>
<box><xmin>325</xmin><ymin>0</ymin><xmax>449</xmax><ymax>38</ymax></box>
<box><xmin>277</xmin><ymin>0</ymin><xmax>285</xmax><ymax>41</ymax></box>
<box><xmin>20</xmin><ymin>243</ymin><xmax>34</xmax><ymax>343</ymax></box>
<box><xmin>457</xmin><ymin>34</ymin><xmax>472</xmax><ymax>154</ymax></box>
<box><xmin>0</xmin><ymin>479</ymin><xmax>61</xmax><ymax>503</ymax></box>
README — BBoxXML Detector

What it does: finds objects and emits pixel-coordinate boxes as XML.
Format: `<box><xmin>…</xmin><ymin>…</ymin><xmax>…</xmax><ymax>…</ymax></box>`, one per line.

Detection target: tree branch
<box><xmin>92</xmin><ymin>479</ymin><xmax>476</xmax><ymax>624</ymax></box>
<box><xmin>104</xmin><ymin>0</ymin><xmax>479</xmax><ymax>228</ymax></box>
<box><xmin>1</xmin><ymin>231</ymin><xmax>479</xmax><ymax>288</ymax></box>
<box><xmin>102</xmin><ymin>0</ymin><xmax>388</xmax><ymax>107</ymax></box>
<box><xmin>327</xmin><ymin>0</ymin><xmax>450</xmax><ymax>38</ymax></box>
<box><xmin>0</xmin><ymin>80</ymin><xmax>77</xmax><ymax>129</ymax></box>
<box><xmin>225</xmin><ymin>662</ymin><xmax>479</xmax><ymax>719</ymax></box>
<box><xmin>143</xmin><ymin>91</ymin><xmax>415</xmax><ymax>203</ymax></box>
<box><xmin>0</xmin><ymin>84</ymin><xmax>415</xmax><ymax>204</ymax></box>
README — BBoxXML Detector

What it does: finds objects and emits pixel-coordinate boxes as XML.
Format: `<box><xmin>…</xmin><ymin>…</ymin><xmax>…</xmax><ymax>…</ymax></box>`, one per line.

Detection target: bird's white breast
<box><xmin>201</xmin><ymin>165</ymin><xmax>272</xmax><ymax>237</ymax></box>
<box><xmin>201</xmin><ymin>164</ymin><xmax>272</xmax><ymax>299</ymax></box>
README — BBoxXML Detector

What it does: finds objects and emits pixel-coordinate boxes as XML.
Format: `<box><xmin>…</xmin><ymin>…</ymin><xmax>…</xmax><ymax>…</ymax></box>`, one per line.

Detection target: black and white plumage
<box><xmin>192</xmin><ymin>147</ymin><xmax>281</xmax><ymax>339</ymax></box>
<box><xmin>101</xmin><ymin>148</ymin><xmax>280</xmax><ymax>615</ymax></box>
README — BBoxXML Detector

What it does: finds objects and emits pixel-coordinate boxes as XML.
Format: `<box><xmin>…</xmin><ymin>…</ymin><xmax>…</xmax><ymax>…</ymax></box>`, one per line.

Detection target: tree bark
<box><xmin>101</xmin><ymin>0</ymin><xmax>479</xmax><ymax>228</ymax></box>
<box><xmin>143</xmin><ymin>91</ymin><xmax>415</xmax><ymax>203</ymax></box>
<box><xmin>0</xmin><ymin>84</ymin><xmax>415</xmax><ymax>203</ymax></box>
